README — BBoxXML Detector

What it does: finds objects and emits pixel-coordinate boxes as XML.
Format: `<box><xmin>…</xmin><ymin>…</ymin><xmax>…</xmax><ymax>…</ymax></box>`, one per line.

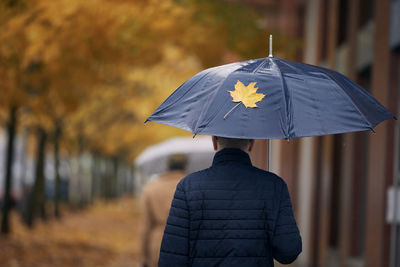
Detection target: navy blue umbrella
<box><xmin>146</xmin><ymin>40</ymin><xmax>395</xmax><ymax>140</ymax></box>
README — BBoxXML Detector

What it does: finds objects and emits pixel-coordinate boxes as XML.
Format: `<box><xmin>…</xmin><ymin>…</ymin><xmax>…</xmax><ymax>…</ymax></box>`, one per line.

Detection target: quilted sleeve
<box><xmin>158</xmin><ymin>180</ymin><xmax>189</xmax><ymax>267</ymax></box>
<box><xmin>272</xmin><ymin>180</ymin><xmax>302</xmax><ymax>264</ymax></box>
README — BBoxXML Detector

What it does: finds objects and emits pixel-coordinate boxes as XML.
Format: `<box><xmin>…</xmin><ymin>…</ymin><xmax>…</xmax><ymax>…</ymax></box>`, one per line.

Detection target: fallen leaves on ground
<box><xmin>0</xmin><ymin>197</ymin><xmax>141</xmax><ymax>267</ymax></box>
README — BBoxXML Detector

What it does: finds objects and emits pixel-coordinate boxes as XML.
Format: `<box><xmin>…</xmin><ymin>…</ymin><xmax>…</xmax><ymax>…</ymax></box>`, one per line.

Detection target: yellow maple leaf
<box><xmin>228</xmin><ymin>80</ymin><xmax>265</xmax><ymax>108</ymax></box>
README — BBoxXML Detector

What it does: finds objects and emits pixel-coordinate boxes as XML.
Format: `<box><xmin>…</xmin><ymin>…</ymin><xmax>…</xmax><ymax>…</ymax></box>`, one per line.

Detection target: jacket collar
<box><xmin>212</xmin><ymin>148</ymin><xmax>252</xmax><ymax>166</ymax></box>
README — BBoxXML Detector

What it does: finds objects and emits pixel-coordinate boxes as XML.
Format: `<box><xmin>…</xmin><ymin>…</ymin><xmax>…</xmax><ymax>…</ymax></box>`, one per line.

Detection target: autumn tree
<box><xmin>1</xmin><ymin>0</ymin><xmax>274</xmax><ymax>233</ymax></box>
<box><xmin>0</xmin><ymin>0</ymin><xmax>30</xmax><ymax>234</ymax></box>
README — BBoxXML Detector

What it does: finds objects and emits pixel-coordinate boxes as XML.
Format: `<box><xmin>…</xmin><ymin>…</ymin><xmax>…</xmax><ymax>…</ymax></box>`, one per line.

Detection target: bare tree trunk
<box><xmin>130</xmin><ymin>165</ymin><xmax>135</xmax><ymax>195</ymax></box>
<box><xmin>101</xmin><ymin>157</ymin><xmax>108</xmax><ymax>199</ymax></box>
<box><xmin>1</xmin><ymin>106</ymin><xmax>17</xmax><ymax>235</ymax></box>
<box><xmin>112</xmin><ymin>157</ymin><xmax>119</xmax><ymax>198</ymax></box>
<box><xmin>53</xmin><ymin>122</ymin><xmax>61</xmax><ymax>218</ymax></box>
<box><xmin>90</xmin><ymin>151</ymin><xmax>101</xmax><ymax>202</ymax></box>
<box><xmin>26</xmin><ymin>128</ymin><xmax>47</xmax><ymax>227</ymax></box>
<box><xmin>77</xmin><ymin>135</ymin><xmax>84</xmax><ymax>208</ymax></box>
<box><xmin>18</xmin><ymin>128</ymin><xmax>29</xmax><ymax>222</ymax></box>
<box><xmin>19</xmin><ymin>128</ymin><xmax>28</xmax><ymax>192</ymax></box>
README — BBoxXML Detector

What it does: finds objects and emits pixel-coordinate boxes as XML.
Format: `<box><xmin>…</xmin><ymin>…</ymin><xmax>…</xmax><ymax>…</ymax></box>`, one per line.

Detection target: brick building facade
<box><xmin>250</xmin><ymin>0</ymin><xmax>400</xmax><ymax>266</ymax></box>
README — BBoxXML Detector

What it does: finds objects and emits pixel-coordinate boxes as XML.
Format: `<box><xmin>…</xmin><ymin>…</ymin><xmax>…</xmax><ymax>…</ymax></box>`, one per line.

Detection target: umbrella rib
<box><xmin>252</xmin><ymin>58</ymin><xmax>268</xmax><ymax>73</ymax></box>
<box><xmin>314</xmin><ymin>67</ymin><xmax>374</xmax><ymax>130</ymax></box>
<box><xmin>273</xmin><ymin>59</ymin><xmax>292</xmax><ymax>139</ymax></box>
<box><xmin>192</xmin><ymin>62</ymin><xmax>249</xmax><ymax>134</ymax></box>
<box><xmin>278</xmin><ymin>59</ymin><xmax>307</xmax><ymax>80</ymax></box>
<box><xmin>150</xmin><ymin>71</ymin><xmax>210</xmax><ymax>119</ymax></box>
<box><xmin>193</xmin><ymin>63</ymin><xmax>253</xmax><ymax>134</ymax></box>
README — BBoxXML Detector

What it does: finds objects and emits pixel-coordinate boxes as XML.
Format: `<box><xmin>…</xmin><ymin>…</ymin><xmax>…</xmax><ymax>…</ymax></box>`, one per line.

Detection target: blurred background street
<box><xmin>0</xmin><ymin>197</ymin><xmax>140</xmax><ymax>267</ymax></box>
<box><xmin>1</xmin><ymin>0</ymin><xmax>399</xmax><ymax>266</ymax></box>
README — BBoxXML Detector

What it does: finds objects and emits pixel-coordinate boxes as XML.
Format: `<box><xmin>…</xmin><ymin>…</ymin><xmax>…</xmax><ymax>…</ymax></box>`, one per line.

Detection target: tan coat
<box><xmin>139</xmin><ymin>171</ymin><xmax>185</xmax><ymax>267</ymax></box>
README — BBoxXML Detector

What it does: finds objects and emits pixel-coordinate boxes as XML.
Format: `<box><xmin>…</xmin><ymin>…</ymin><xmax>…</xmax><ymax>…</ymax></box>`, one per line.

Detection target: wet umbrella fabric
<box><xmin>146</xmin><ymin>57</ymin><xmax>395</xmax><ymax>139</ymax></box>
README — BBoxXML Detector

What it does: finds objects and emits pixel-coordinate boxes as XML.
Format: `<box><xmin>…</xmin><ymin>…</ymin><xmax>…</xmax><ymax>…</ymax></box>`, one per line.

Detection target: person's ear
<box><xmin>212</xmin><ymin>136</ymin><xmax>218</xmax><ymax>151</ymax></box>
<box><xmin>248</xmin><ymin>139</ymin><xmax>255</xmax><ymax>152</ymax></box>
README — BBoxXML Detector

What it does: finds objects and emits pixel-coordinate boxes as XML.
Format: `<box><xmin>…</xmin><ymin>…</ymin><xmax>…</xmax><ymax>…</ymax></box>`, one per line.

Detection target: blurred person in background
<box><xmin>139</xmin><ymin>154</ymin><xmax>188</xmax><ymax>267</ymax></box>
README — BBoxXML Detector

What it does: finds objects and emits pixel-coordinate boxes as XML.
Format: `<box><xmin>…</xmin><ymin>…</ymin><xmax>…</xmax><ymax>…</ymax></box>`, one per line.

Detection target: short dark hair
<box><xmin>215</xmin><ymin>136</ymin><xmax>252</xmax><ymax>150</ymax></box>
<box><xmin>168</xmin><ymin>154</ymin><xmax>187</xmax><ymax>171</ymax></box>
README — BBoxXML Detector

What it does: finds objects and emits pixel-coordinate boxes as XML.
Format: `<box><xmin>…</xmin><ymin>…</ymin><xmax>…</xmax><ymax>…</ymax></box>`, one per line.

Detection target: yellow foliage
<box><xmin>0</xmin><ymin>0</ymin><xmax>271</xmax><ymax>161</ymax></box>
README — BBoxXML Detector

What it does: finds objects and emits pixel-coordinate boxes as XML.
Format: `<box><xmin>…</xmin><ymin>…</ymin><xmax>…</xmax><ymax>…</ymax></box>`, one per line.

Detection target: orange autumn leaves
<box><xmin>0</xmin><ymin>0</ymin><xmax>269</xmax><ymax>161</ymax></box>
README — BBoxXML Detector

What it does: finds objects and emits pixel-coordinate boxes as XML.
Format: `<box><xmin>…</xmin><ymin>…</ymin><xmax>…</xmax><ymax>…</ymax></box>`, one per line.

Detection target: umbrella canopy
<box><xmin>146</xmin><ymin>57</ymin><xmax>395</xmax><ymax>139</ymax></box>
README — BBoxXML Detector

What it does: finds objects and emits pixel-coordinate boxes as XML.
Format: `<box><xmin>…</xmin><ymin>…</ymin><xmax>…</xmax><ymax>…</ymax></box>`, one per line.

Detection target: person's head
<box><xmin>167</xmin><ymin>153</ymin><xmax>188</xmax><ymax>171</ymax></box>
<box><xmin>212</xmin><ymin>136</ymin><xmax>255</xmax><ymax>153</ymax></box>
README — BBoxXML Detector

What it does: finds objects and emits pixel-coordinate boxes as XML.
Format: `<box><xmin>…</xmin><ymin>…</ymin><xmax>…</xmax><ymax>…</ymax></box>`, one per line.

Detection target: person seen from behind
<box><xmin>139</xmin><ymin>154</ymin><xmax>188</xmax><ymax>267</ymax></box>
<box><xmin>158</xmin><ymin>136</ymin><xmax>302</xmax><ymax>266</ymax></box>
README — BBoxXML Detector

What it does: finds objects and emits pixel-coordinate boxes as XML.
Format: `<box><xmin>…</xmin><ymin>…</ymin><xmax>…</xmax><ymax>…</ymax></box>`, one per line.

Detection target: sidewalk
<box><xmin>0</xmin><ymin>197</ymin><xmax>141</xmax><ymax>267</ymax></box>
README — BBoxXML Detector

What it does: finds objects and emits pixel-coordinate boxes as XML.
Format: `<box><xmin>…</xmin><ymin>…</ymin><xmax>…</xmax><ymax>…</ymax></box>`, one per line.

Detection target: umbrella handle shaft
<box><xmin>268</xmin><ymin>35</ymin><xmax>273</xmax><ymax>58</ymax></box>
<box><xmin>268</xmin><ymin>139</ymin><xmax>271</xmax><ymax>171</ymax></box>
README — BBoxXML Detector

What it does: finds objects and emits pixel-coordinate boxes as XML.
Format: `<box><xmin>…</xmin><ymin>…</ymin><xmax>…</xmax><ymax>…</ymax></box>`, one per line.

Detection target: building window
<box><xmin>359</xmin><ymin>0</ymin><xmax>374</xmax><ymax>28</ymax></box>
<box><xmin>319</xmin><ymin>0</ymin><xmax>329</xmax><ymax>62</ymax></box>
<box><xmin>337</xmin><ymin>0</ymin><xmax>348</xmax><ymax>45</ymax></box>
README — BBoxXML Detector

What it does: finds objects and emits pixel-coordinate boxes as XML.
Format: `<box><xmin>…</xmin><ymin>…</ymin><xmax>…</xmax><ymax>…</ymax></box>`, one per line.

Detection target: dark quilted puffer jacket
<box><xmin>159</xmin><ymin>148</ymin><xmax>302</xmax><ymax>267</ymax></box>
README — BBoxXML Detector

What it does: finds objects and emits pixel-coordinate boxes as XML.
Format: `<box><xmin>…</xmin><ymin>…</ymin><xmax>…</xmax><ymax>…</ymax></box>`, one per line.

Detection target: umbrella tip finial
<box><xmin>268</xmin><ymin>34</ymin><xmax>273</xmax><ymax>58</ymax></box>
